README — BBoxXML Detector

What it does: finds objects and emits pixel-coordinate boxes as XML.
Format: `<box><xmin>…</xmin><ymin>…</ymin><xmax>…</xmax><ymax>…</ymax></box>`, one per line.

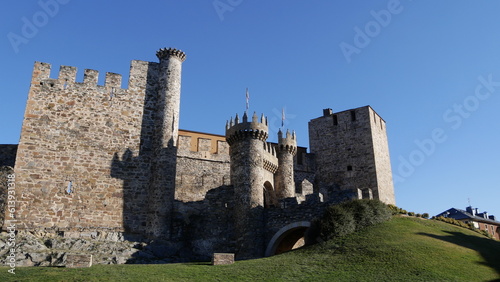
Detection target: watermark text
<box><xmin>7</xmin><ymin>0</ymin><xmax>71</xmax><ymax>54</ymax></box>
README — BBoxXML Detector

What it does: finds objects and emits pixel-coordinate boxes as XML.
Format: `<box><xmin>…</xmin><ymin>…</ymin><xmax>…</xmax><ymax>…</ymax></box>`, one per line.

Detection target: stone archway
<box><xmin>265</xmin><ymin>221</ymin><xmax>311</xmax><ymax>256</ymax></box>
<box><xmin>263</xmin><ymin>181</ymin><xmax>277</xmax><ymax>208</ymax></box>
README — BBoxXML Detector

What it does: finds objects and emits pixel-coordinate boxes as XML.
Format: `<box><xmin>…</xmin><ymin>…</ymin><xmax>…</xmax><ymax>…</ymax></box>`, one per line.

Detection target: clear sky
<box><xmin>1</xmin><ymin>1</ymin><xmax>499</xmax><ymax>218</ymax></box>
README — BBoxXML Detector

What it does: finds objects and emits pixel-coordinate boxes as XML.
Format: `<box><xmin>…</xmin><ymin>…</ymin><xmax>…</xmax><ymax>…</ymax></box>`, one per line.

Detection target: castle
<box><xmin>0</xmin><ymin>47</ymin><xmax>395</xmax><ymax>261</ymax></box>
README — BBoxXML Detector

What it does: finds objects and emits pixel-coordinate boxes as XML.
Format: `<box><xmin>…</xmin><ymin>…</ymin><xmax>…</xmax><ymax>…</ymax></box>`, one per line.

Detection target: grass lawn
<box><xmin>1</xmin><ymin>216</ymin><xmax>499</xmax><ymax>281</ymax></box>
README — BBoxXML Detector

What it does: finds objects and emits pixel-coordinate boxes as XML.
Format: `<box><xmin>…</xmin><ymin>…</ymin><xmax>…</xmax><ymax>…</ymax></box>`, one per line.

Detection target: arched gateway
<box><xmin>265</xmin><ymin>221</ymin><xmax>311</xmax><ymax>256</ymax></box>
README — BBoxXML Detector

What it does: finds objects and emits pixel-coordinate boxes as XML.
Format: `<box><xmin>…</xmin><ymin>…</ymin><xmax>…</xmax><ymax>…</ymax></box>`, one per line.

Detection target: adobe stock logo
<box><xmin>213</xmin><ymin>0</ymin><xmax>244</xmax><ymax>21</ymax></box>
<box><xmin>7</xmin><ymin>0</ymin><xmax>71</xmax><ymax>54</ymax></box>
<box><xmin>339</xmin><ymin>0</ymin><xmax>407</xmax><ymax>63</ymax></box>
<box><xmin>393</xmin><ymin>74</ymin><xmax>500</xmax><ymax>184</ymax></box>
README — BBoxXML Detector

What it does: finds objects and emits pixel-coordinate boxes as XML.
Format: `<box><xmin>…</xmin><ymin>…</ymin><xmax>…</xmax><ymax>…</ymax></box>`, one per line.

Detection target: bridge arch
<box><xmin>265</xmin><ymin>221</ymin><xmax>311</xmax><ymax>257</ymax></box>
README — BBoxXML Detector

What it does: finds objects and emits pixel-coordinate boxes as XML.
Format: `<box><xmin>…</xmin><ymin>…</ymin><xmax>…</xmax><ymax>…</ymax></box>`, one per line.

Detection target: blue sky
<box><xmin>1</xmin><ymin>0</ymin><xmax>499</xmax><ymax>218</ymax></box>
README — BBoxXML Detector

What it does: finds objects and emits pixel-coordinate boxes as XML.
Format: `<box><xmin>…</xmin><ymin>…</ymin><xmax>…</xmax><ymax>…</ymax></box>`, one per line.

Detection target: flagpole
<box><xmin>245</xmin><ymin>88</ymin><xmax>249</xmax><ymax>114</ymax></box>
<box><xmin>281</xmin><ymin>107</ymin><xmax>285</xmax><ymax>128</ymax></box>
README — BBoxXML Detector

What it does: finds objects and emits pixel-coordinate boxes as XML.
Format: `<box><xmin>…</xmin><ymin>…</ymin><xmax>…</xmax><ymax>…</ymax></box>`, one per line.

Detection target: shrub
<box><xmin>386</xmin><ymin>204</ymin><xmax>408</xmax><ymax>216</ymax></box>
<box><xmin>315</xmin><ymin>199</ymin><xmax>392</xmax><ymax>241</ymax></box>
<box><xmin>408</xmin><ymin>212</ymin><xmax>415</xmax><ymax>217</ymax></box>
<box><xmin>317</xmin><ymin>205</ymin><xmax>356</xmax><ymax>240</ymax></box>
<box><xmin>416</xmin><ymin>213</ymin><xmax>422</xmax><ymax>218</ymax></box>
<box><xmin>387</xmin><ymin>204</ymin><xmax>400</xmax><ymax>215</ymax></box>
<box><xmin>422</xmin><ymin>213</ymin><xmax>430</xmax><ymax>219</ymax></box>
<box><xmin>480</xmin><ymin>230</ymin><xmax>493</xmax><ymax>239</ymax></box>
<box><xmin>433</xmin><ymin>216</ymin><xmax>494</xmax><ymax>239</ymax></box>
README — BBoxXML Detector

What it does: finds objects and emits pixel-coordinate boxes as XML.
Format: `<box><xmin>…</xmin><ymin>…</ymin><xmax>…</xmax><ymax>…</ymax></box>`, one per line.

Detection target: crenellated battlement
<box><xmin>263</xmin><ymin>142</ymin><xmax>278</xmax><ymax>173</ymax></box>
<box><xmin>225</xmin><ymin>112</ymin><xmax>269</xmax><ymax>145</ymax></box>
<box><xmin>263</xmin><ymin>142</ymin><xmax>277</xmax><ymax>157</ymax></box>
<box><xmin>277</xmin><ymin>129</ymin><xmax>297</xmax><ymax>155</ymax></box>
<box><xmin>29</xmin><ymin>61</ymin><xmax>155</xmax><ymax>93</ymax></box>
<box><xmin>156</xmin><ymin>47</ymin><xmax>187</xmax><ymax>62</ymax></box>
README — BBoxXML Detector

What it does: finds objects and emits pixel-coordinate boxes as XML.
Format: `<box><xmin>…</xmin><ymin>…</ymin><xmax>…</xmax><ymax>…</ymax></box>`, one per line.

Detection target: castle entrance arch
<box><xmin>263</xmin><ymin>181</ymin><xmax>277</xmax><ymax>208</ymax></box>
<box><xmin>265</xmin><ymin>221</ymin><xmax>311</xmax><ymax>256</ymax></box>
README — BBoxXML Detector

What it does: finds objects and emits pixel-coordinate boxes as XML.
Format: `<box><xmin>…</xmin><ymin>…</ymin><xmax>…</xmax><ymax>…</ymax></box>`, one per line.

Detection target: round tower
<box><xmin>275</xmin><ymin>129</ymin><xmax>297</xmax><ymax>199</ymax></box>
<box><xmin>225</xmin><ymin>112</ymin><xmax>268</xmax><ymax>259</ymax></box>
<box><xmin>148</xmin><ymin>47</ymin><xmax>186</xmax><ymax>239</ymax></box>
<box><xmin>155</xmin><ymin>47</ymin><xmax>186</xmax><ymax>147</ymax></box>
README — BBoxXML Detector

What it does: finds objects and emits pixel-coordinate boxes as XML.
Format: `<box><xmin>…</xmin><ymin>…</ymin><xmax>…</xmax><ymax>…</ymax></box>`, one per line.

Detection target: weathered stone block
<box><xmin>212</xmin><ymin>253</ymin><xmax>234</xmax><ymax>265</ymax></box>
<box><xmin>66</xmin><ymin>254</ymin><xmax>92</xmax><ymax>268</ymax></box>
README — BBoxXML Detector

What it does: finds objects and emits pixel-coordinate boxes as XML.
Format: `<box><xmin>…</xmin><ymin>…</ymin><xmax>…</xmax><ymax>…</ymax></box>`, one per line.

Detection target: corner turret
<box><xmin>276</xmin><ymin>129</ymin><xmax>297</xmax><ymax>199</ymax></box>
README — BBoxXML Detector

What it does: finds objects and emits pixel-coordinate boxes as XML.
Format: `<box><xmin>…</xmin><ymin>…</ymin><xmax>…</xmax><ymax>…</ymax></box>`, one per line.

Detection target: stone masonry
<box><xmin>0</xmin><ymin>47</ymin><xmax>396</xmax><ymax>264</ymax></box>
<box><xmin>308</xmin><ymin>107</ymin><xmax>395</xmax><ymax>205</ymax></box>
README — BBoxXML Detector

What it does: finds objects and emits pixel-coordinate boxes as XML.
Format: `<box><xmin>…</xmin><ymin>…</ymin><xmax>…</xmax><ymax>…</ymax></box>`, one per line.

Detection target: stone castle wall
<box><xmin>175</xmin><ymin>132</ymin><xmax>230</xmax><ymax>202</ymax></box>
<box><xmin>13</xmin><ymin>61</ymin><xmax>157</xmax><ymax>233</ymax></box>
<box><xmin>308</xmin><ymin>106</ymin><xmax>395</xmax><ymax>204</ymax></box>
<box><xmin>368</xmin><ymin>108</ymin><xmax>396</xmax><ymax>205</ymax></box>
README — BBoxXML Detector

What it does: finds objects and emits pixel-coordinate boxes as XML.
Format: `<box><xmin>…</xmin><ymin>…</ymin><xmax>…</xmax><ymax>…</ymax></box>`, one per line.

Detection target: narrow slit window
<box><xmin>332</xmin><ymin>114</ymin><xmax>338</xmax><ymax>126</ymax></box>
<box><xmin>347</xmin><ymin>165</ymin><xmax>353</xmax><ymax>171</ymax></box>
<box><xmin>350</xmin><ymin>110</ymin><xmax>356</xmax><ymax>121</ymax></box>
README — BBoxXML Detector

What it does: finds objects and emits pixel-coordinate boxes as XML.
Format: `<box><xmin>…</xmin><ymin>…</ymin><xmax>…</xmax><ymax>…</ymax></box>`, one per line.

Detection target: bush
<box><xmin>422</xmin><ymin>213</ymin><xmax>430</xmax><ymax>219</ymax></box>
<box><xmin>480</xmin><ymin>230</ymin><xmax>493</xmax><ymax>239</ymax></box>
<box><xmin>386</xmin><ymin>204</ymin><xmax>409</xmax><ymax>215</ymax></box>
<box><xmin>316</xmin><ymin>205</ymin><xmax>356</xmax><ymax>240</ymax></box>
<box><xmin>433</xmin><ymin>216</ymin><xmax>494</xmax><ymax>239</ymax></box>
<box><xmin>408</xmin><ymin>212</ymin><xmax>415</xmax><ymax>217</ymax></box>
<box><xmin>387</xmin><ymin>204</ymin><xmax>400</xmax><ymax>215</ymax></box>
<box><xmin>314</xmin><ymin>199</ymin><xmax>392</xmax><ymax>241</ymax></box>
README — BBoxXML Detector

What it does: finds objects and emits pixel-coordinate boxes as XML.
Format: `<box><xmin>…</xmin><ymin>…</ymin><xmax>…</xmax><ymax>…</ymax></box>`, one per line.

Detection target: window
<box><xmin>350</xmin><ymin>110</ymin><xmax>356</xmax><ymax>121</ymax></box>
<box><xmin>347</xmin><ymin>165</ymin><xmax>353</xmax><ymax>171</ymax></box>
<box><xmin>332</xmin><ymin>114</ymin><xmax>338</xmax><ymax>126</ymax></box>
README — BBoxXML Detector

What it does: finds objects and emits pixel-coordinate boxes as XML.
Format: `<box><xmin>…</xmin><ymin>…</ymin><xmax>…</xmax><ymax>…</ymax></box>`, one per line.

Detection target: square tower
<box><xmin>308</xmin><ymin>106</ymin><xmax>395</xmax><ymax>205</ymax></box>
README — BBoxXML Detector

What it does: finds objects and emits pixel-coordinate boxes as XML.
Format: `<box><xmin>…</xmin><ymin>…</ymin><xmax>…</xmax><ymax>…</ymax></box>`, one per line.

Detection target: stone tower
<box><xmin>225</xmin><ymin>112</ymin><xmax>269</xmax><ymax>259</ymax></box>
<box><xmin>275</xmin><ymin>129</ymin><xmax>297</xmax><ymax>199</ymax></box>
<box><xmin>308</xmin><ymin>106</ymin><xmax>395</xmax><ymax>205</ymax></box>
<box><xmin>148</xmin><ymin>48</ymin><xmax>187</xmax><ymax>238</ymax></box>
<box><xmin>154</xmin><ymin>48</ymin><xmax>186</xmax><ymax>147</ymax></box>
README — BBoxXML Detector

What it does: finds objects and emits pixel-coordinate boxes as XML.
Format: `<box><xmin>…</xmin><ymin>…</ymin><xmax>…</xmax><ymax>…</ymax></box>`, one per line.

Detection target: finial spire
<box><xmin>252</xmin><ymin>112</ymin><xmax>258</xmax><ymax>123</ymax></box>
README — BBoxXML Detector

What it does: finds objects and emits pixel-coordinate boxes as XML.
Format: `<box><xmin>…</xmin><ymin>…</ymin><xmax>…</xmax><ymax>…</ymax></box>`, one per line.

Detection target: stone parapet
<box><xmin>225</xmin><ymin>112</ymin><xmax>268</xmax><ymax>145</ymax></box>
<box><xmin>156</xmin><ymin>47</ymin><xmax>187</xmax><ymax>62</ymax></box>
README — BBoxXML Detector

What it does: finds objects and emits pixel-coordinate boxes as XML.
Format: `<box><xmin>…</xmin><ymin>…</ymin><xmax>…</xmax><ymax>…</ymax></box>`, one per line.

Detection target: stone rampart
<box><xmin>14</xmin><ymin>60</ymin><xmax>158</xmax><ymax>233</ymax></box>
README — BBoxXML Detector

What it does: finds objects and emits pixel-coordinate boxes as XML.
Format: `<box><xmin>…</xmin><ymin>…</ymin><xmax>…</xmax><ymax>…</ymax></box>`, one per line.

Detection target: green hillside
<box><xmin>1</xmin><ymin>216</ymin><xmax>499</xmax><ymax>281</ymax></box>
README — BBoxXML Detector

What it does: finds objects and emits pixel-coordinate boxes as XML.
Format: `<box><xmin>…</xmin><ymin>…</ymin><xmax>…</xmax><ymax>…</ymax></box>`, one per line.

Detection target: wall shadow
<box><xmin>110</xmin><ymin>62</ymin><xmax>159</xmax><ymax>241</ymax></box>
<box><xmin>122</xmin><ymin>185</ymin><xmax>235</xmax><ymax>263</ymax></box>
<box><xmin>418</xmin><ymin>231</ymin><xmax>500</xmax><ymax>276</ymax></box>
